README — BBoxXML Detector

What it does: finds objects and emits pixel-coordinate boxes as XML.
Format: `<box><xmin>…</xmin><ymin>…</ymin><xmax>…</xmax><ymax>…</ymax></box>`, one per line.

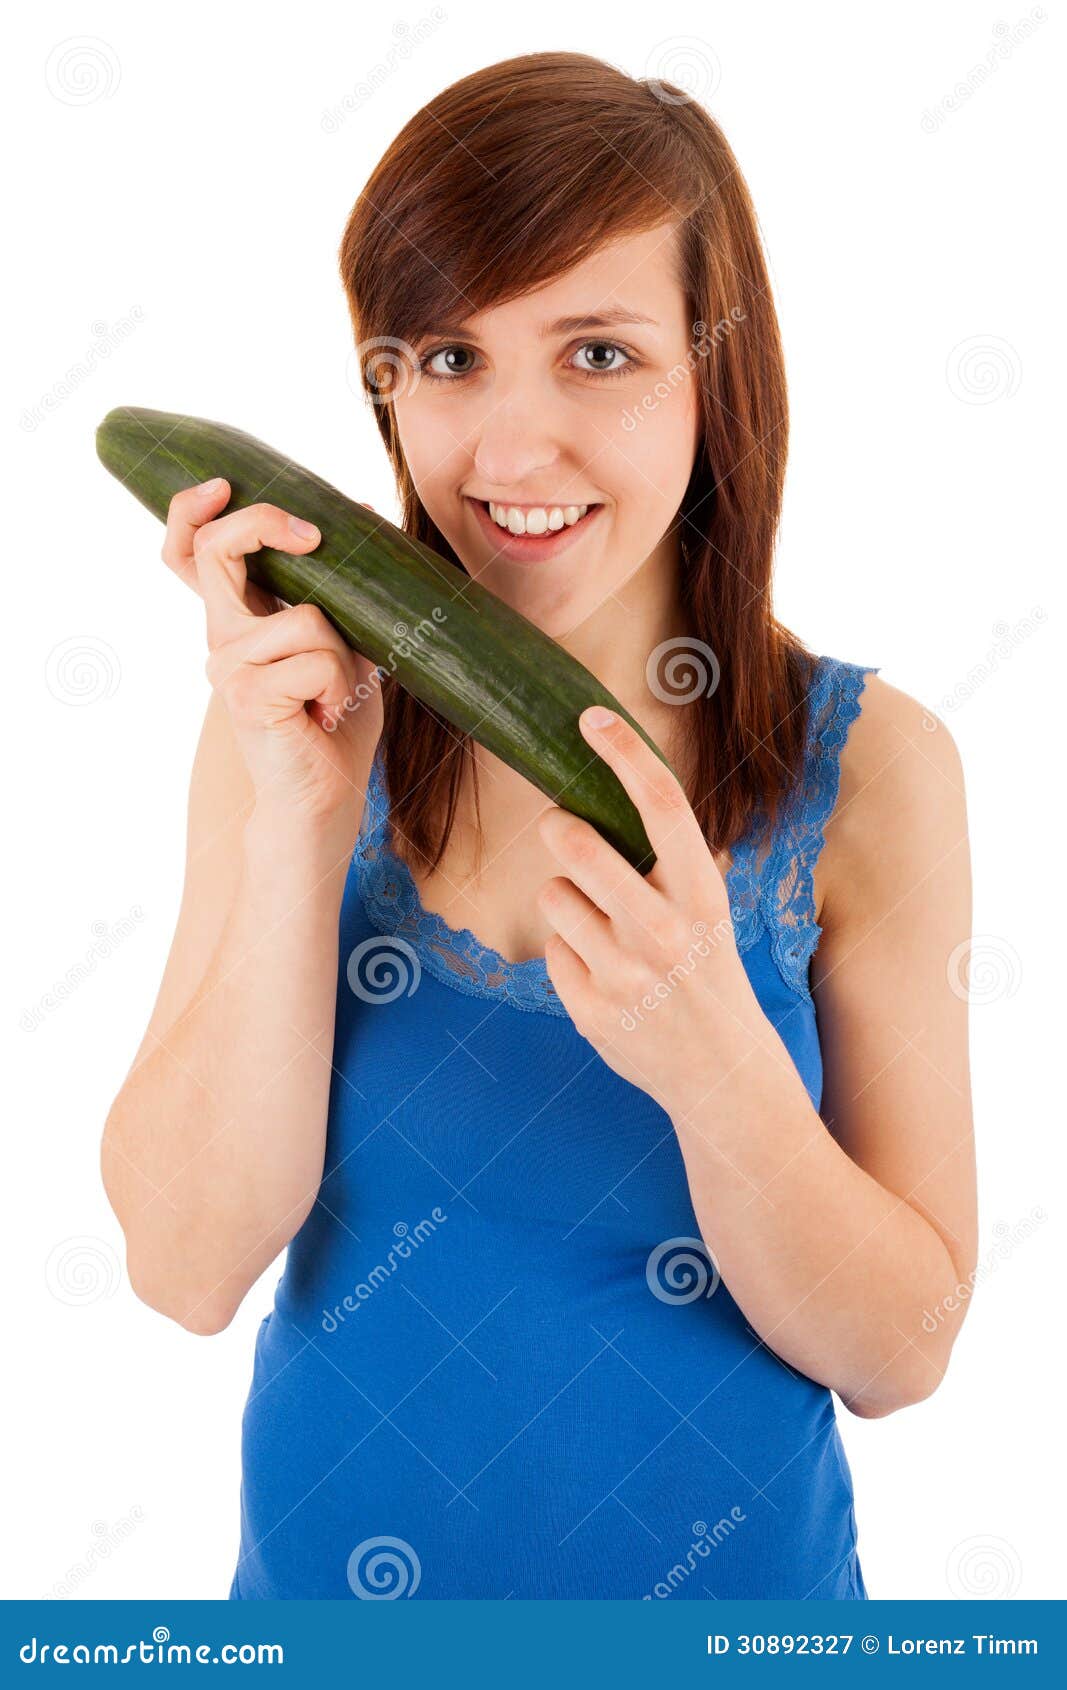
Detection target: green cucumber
<box><xmin>96</xmin><ymin>405</ymin><xmax>674</xmax><ymax>872</ymax></box>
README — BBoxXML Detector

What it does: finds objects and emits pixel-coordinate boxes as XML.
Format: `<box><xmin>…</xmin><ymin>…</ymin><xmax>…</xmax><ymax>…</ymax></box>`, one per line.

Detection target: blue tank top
<box><xmin>228</xmin><ymin>653</ymin><xmax>878</xmax><ymax>1600</ymax></box>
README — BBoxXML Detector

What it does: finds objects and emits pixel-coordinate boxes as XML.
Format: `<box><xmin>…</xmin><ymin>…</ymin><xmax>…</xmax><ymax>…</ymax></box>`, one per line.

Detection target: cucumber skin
<box><xmin>96</xmin><ymin>406</ymin><xmax>674</xmax><ymax>872</ymax></box>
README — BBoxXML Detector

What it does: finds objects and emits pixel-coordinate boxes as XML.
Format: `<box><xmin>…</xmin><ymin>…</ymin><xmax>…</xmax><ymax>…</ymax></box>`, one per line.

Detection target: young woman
<box><xmin>101</xmin><ymin>52</ymin><xmax>977</xmax><ymax>1601</ymax></box>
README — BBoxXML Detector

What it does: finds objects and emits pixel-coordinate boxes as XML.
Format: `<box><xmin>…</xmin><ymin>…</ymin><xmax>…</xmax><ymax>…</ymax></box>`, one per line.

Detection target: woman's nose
<box><xmin>472</xmin><ymin>403</ymin><xmax>562</xmax><ymax>491</ymax></box>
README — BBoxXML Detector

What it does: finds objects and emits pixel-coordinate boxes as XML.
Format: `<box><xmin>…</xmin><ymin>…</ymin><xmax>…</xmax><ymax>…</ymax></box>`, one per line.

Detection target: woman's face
<box><xmin>391</xmin><ymin>221</ymin><xmax>702</xmax><ymax>638</ymax></box>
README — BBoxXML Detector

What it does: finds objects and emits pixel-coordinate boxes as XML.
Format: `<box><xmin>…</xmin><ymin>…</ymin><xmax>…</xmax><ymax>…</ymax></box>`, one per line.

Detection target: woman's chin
<box><xmin>494</xmin><ymin>582</ymin><xmax>589</xmax><ymax>641</ymax></box>
<box><xmin>440</xmin><ymin>530</ymin><xmax>603</xmax><ymax>637</ymax></box>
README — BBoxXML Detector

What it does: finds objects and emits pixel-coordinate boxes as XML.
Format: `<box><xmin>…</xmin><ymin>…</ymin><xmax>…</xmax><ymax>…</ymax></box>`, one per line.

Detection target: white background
<box><xmin>4</xmin><ymin>0</ymin><xmax>1062</xmax><ymax>1602</ymax></box>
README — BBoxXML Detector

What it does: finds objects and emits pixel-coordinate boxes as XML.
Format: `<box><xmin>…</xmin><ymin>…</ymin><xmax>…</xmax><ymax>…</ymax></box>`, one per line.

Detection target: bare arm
<box><xmin>101</xmin><ymin>482</ymin><xmax>383</xmax><ymax>1334</ymax></box>
<box><xmin>101</xmin><ymin>701</ymin><xmax>363</xmax><ymax>1334</ymax></box>
<box><xmin>535</xmin><ymin>677</ymin><xmax>977</xmax><ymax>1417</ymax></box>
<box><xmin>668</xmin><ymin>677</ymin><xmax>978</xmax><ymax>1415</ymax></box>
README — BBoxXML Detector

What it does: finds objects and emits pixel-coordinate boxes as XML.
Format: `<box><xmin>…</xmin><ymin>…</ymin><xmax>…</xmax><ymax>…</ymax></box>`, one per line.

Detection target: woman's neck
<box><xmin>555</xmin><ymin>542</ymin><xmax>694</xmax><ymax>754</ymax></box>
<box><xmin>467</xmin><ymin>541</ymin><xmax>698</xmax><ymax>801</ymax></box>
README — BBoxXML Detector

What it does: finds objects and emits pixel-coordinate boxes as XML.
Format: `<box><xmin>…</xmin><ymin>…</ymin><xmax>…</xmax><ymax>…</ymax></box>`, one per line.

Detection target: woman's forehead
<box><xmin>420</xmin><ymin>225</ymin><xmax>687</xmax><ymax>342</ymax></box>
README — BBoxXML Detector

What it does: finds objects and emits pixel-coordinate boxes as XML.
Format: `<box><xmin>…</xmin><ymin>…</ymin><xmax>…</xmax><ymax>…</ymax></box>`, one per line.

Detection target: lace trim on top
<box><xmin>353</xmin><ymin>655</ymin><xmax>879</xmax><ymax>1016</ymax></box>
<box><xmin>726</xmin><ymin>657</ymin><xmax>879</xmax><ymax>994</ymax></box>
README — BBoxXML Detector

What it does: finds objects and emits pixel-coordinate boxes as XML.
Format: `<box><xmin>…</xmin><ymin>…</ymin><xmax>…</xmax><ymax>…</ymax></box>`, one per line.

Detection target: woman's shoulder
<box><xmin>814</xmin><ymin>660</ymin><xmax>967</xmax><ymax>934</ymax></box>
<box><xmin>827</xmin><ymin>663</ymin><xmax>965</xmax><ymax>822</ymax></box>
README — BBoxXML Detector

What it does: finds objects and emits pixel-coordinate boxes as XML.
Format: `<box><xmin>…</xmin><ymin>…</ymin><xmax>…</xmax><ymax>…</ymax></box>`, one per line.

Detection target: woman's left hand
<box><xmin>536</xmin><ymin>705</ymin><xmax>761</xmax><ymax>1115</ymax></box>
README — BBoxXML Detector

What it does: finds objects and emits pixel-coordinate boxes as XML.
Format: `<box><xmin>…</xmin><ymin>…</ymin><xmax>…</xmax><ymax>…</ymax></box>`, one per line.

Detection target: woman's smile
<box><xmin>466</xmin><ymin>492</ymin><xmax>604</xmax><ymax>563</ymax></box>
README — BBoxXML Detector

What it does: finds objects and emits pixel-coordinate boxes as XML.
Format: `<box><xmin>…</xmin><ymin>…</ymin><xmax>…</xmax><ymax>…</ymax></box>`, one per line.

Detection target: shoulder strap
<box><xmin>767</xmin><ymin>655</ymin><xmax>879</xmax><ymax>994</ymax></box>
<box><xmin>353</xmin><ymin>744</ymin><xmax>390</xmax><ymax>864</ymax></box>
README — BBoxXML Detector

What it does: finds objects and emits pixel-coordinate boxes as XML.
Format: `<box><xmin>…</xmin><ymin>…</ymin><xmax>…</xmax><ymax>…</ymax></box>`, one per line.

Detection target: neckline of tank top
<box><xmin>352</xmin><ymin>653</ymin><xmax>879</xmax><ymax>1017</ymax></box>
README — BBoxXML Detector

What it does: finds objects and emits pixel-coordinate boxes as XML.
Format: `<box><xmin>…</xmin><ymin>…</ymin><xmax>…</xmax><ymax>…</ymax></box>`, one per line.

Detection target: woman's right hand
<box><xmin>162</xmin><ymin>478</ymin><xmax>385</xmax><ymax>836</ymax></box>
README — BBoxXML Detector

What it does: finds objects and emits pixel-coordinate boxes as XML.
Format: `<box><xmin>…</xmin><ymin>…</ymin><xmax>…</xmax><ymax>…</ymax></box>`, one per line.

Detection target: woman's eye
<box><xmin>418</xmin><ymin>346</ymin><xmax>478</xmax><ymax>380</ymax></box>
<box><xmin>569</xmin><ymin>341</ymin><xmax>635</xmax><ymax>380</ymax></box>
<box><xmin>414</xmin><ymin>341</ymin><xmax>637</xmax><ymax>383</ymax></box>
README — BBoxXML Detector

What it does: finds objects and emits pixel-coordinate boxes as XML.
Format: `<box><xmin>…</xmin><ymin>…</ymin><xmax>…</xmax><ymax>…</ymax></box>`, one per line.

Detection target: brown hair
<box><xmin>338</xmin><ymin>49</ymin><xmax>817</xmax><ymax>873</ymax></box>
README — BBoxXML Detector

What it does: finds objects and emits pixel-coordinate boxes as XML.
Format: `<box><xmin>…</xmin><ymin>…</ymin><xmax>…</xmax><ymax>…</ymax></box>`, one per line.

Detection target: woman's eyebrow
<box><xmin>421</xmin><ymin>305</ymin><xmax>660</xmax><ymax>339</ymax></box>
<box><xmin>539</xmin><ymin>306</ymin><xmax>660</xmax><ymax>336</ymax></box>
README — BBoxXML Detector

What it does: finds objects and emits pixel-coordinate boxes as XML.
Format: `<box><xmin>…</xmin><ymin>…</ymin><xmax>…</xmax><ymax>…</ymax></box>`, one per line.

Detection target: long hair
<box><xmin>338</xmin><ymin>50</ymin><xmax>816</xmax><ymax>872</ymax></box>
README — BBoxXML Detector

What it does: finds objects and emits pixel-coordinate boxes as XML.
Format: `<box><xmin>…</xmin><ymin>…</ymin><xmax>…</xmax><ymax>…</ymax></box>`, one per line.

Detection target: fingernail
<box><xmin>197</xmin><ymin>477</ymin><xmax>223</xmax><ymax>495</ymax></box>
<box><xmin>289</xmin><ymin>516</ymin><xmax>319</xmax><ymax>540</ymax></box>
<box><xmin>583</xmin><ymin>706</ymin><xmax>616</xmax><ymax>730</ymax></box>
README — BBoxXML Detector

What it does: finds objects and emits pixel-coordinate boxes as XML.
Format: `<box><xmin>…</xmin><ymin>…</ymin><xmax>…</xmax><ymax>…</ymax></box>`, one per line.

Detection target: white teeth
<box><xmin>487</xmin><ymin>501</ymin><xmax>590</xmax><ymax>535</ymax></box>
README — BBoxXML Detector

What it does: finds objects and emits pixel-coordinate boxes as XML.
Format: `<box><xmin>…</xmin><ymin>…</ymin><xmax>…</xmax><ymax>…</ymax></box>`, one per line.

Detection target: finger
<box><xmin>543</xmin><ymin>930</ymin><xmax>591</xmax><ymax>1004</ymax></box>
<box><xmin>537</xmin><ymin>804</ymin><xmax>665</xmax><ymax>948</ymax></box>
<box><xmin>161</xmin><ymin>478</ymin><xmax>232</xmax><ymax>593</ymax></box>
<box><xmin>537</xmin><ymin>876</ymin><xmax>619</xmax><ymax>976</ymax></box>
<box><xmin>205</xmin><ymin>602</ymin><xmax>360</xmax><ymax>689</ymax></box>
<box><xmin>194</xmin><ymin>503</ymin><xmax>321</xmax><ymax>650</ymax></box>
<box><xmin>223</xmin><ymin>649</ymin><xmax>354</xmax><ymax>731</ymax></box>
<box><xmin>578</xmin><ymin>706</ymin><xmax>704</xmax><ymax>884</ymax></box>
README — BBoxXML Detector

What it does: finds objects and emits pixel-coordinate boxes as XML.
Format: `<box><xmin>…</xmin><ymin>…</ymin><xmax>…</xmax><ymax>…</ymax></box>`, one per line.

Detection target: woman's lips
<box><xmin>467</xmin><ymin>496</ymin><xmax>603</xmax><ymax>562</ymax></box>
